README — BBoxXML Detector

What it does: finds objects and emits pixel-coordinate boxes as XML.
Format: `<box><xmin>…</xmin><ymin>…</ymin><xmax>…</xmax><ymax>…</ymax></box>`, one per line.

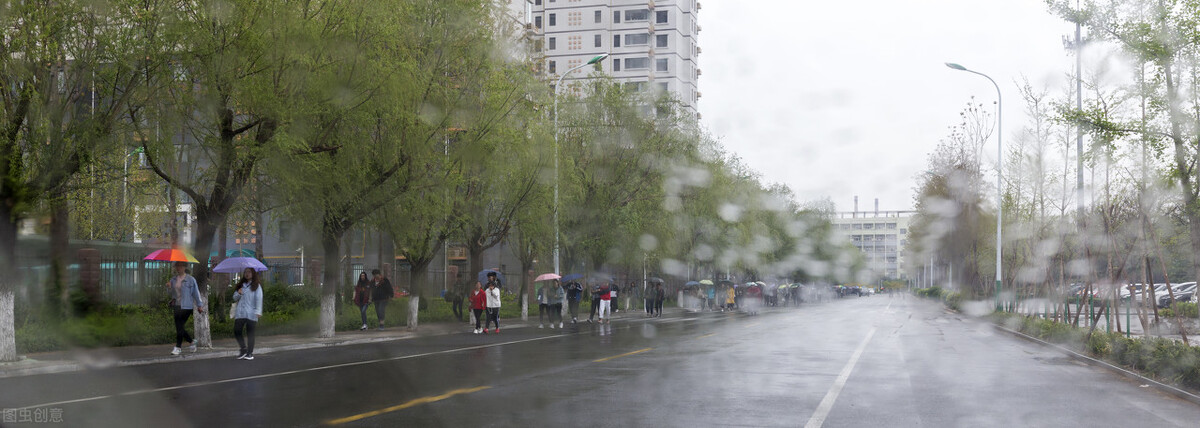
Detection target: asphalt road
<box><xmin>4</xmin><ymin>296</ymin><xmax>1200</xmax><ymax>427</ymax></box>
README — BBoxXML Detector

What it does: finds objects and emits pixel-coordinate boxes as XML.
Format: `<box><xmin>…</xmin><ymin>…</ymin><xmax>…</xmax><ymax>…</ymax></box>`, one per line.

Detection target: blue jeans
<box><xmin>358</xmin><ymin>304</ymin><xmax>370</xmax><ymax>325</ymax></box>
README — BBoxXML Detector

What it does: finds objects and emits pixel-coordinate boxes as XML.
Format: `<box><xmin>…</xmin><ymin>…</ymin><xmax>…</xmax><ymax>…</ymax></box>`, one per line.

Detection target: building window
<box><xmin>625</xmin><ymin>9</ymin><xmax>649</xmax><ymax>21</ymax></box>
<box><xmin>548</xmin><ymin>37</ymin><xmax>556</xmax><ymax>50</ymax></box>
<box><xmin>656</xmin><ymin>58</ymin><xmax>668</xmax><ymax>71</ymax></box>
<box><xmin>594</xmin><ymin>34</ymin><xmax>601</xmax><ymax>47</ymax></box>
<box><xmin>613</xmin><ymin>11</ymin><xmax>620</xmax><ymax>23</ymax></box>
<box><xmin>535</xmin><ymin>0</ymin><xmax>541</xmax><ymax>4</ymax></box>
<box><xmin>624</xmin><ymin>33</ymin><xmax>649</xmax><ymax>46</ymax></box>
<box><xmin>900</xmin><ymin>228</ymin><xmax>907</xmax><ymax>235</ymax></box>
<box><xmin>594</xmin><ymin>10</ymin><xmax>601</xmax><ymax>23</ymax></box>
<box><xmin>613</xmin><ymin>59</ymin><xmax>621</xmax><ymax>71</ymax></box>
<box><xmin>656</xmin><ymin>10</ymin><xmax>668</xmax><ymax>23</ymax></box>
<box><xmin>864</xmin><ymin>223</ymin><xmax>873</xmax><ymax>229</ymax></box>
<box><xmin>657</xmin><ymin>82</ymin><xmax>668</xmax><ymax>92</ymax></box>
<box><xmin>549</xmin><ymin>60</ymin><xmax>556</xmax><ymax>74</ymax></box>
<box><xmin>887</xmin><ymin>223</ymin><xmax>897</xmax><ymax>229</ymax></box>
<box><xmin>624</xmin><ymin>81</ymin><xmax>647</xmax><ymax>92</ymax></box>
<box><xmin>852</xmin><ymin>223</ymin><xmax>862</xmax><ymax>230</ymax></box>
<box><xmin>613</xmin><ymin>34</ymin><xmax>621</xmax><ymax>47</ymax></box>
<box><xmin>535</xmin><ymin>16</ymin><xmax>542</xmax><ymax>29</ymax></box>
<box><xmin>624</xmin><ymin>57</ymin><xmax>649</xmax><ymax>69</ymax></box>
<box><xmin>656</xmin><ymin>34</ymin><xmax>668</xmax><ymax>48</ymax></box>
<box><xmin>549</xmin><ymin>13</ymin><xmax>556</xmax><ymax>26</ymax></box>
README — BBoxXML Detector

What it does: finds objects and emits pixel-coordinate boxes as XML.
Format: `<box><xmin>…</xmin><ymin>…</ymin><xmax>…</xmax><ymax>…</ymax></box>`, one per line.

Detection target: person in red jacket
<box><xmin>469</xmin><ymin>281</ymin><xmax>487</xmax><ymax>334</ymax></box>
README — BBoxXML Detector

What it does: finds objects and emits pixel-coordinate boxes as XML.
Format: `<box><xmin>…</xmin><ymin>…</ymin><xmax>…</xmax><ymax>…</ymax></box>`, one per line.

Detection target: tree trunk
<box><xmin>320</xmin><ymin>232</ymin><xmax>342</xmax><ymax>338</ymax></box>
<box><xmin>48</xmin><ymin>194</ymin><xmax>70</xmax><ymax>317</ymax></box>
<box><xmin>254</xmin><ymin>210</ymin><xmax>264</xmax><ymax>262</ymax></box>
<box><xmin>408</xmin><ymin>267</ymin><xmax>426</xmax><ymax>330</ymax></box>
<box><xmin>0</xmin><ymin>203</ymin><xmax>19</xmax><ymax>361</ymax></box>
<box><xmin>215</xmin><ymin>220</ymin><xmax>228</xmax><ymax>320</ymax></box>
<box><xmin>190</xmin><ymin>213</ymin><xmax>220</xmax><ymax>348</ymax></box>
<box><xmin>469</xmin><ymin>243</ymin><xmax>484</xmax><ymax>290</ymax></box>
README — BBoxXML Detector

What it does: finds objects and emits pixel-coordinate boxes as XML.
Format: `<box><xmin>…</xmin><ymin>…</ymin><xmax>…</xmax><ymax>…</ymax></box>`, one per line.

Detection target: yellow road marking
<box><xmin>697</xmin><ymin>333</ymin><xmax>716</xmax><ymax>339</ymax></box>
<box><xmin>593</xmin><ymin>347</ymin><xmax>653</xmax><ymax>363</ymax></box>
<box><xmin>325</xmin><ymin>386</ymin><xmax>491</xmax><ymax>425</ymax></box>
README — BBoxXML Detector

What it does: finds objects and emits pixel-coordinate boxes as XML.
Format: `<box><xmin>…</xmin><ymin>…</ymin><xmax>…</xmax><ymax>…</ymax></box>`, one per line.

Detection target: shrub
<box><xmin>944</xmin><ymin>292</ymin><xmax>963</xmax><ymax>311</ymax></box>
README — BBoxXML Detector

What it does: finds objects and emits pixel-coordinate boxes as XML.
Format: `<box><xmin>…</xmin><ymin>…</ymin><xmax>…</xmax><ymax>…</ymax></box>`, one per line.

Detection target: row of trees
<box><xmin>0</xmin><ymin>0</ymin><xmax>858</xmax><ymax>361</ymax></box>
<box><xmin>907</xmin><ymin>0</ymin><xmax>1200</xmax><ymax>331</ymax></box>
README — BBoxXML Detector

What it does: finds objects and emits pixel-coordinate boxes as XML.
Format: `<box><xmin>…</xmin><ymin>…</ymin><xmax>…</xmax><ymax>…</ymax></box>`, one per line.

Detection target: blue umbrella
<box><xmin>478</xmin><ymin>269</ymin><xmax>504</xmax><ymax>286</ymax></box>
<box><xmin>684</xmin><ymin>281</ymin><xmax>701</xmax><ymax>287</ymax></box>
<box><xmin>561</xmin><ymin>273</ymin><xmax>584</xmax><ymax>283</ymax></box>
<box><xmin>212</xmin><ymin>257</ymin><xmax>268</xmax><ymax>274</ymax></box>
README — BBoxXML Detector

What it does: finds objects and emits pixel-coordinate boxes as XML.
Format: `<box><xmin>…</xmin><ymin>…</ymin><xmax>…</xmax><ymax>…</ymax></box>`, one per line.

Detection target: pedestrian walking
<box><xmin>470</xmin><ymin>281</ymin><xmax>487</xmax><ymax>334</ymax></box>
<box><xmin>610</xmin><ymin>282</ymin><xmax>620</xmax><ymax>313</ymax></box>
<box><xmin>645</xmin><ymin>283</ymin><xmax>655</xmax><ymax>317</ymax></box>
<box><xmin>588</xmin><ymin>283</ymin><xmax>602</xmax><ymax>323</ymax></box>
<box><xmin>485</xmin><ymin>275</ymin><xmax>502</xmax><ymax>333</ymax></box>
<box><xmin>654</xmin><ymin>283</ymin><xmax>666</xmax><ymax>316</ymax></box>
<box><xmin>597</xmin><ymin>282</ymin><xmax>612</xmax><ymax>323</ymax></box>
<box><xmin>167</xmin><ymin>261</ymin><xmax>205</xmax><ymax>355</ymax></box>
<box><xmin>551</xmin><ymin>280</ymin><xmax>565</xmax><ymax>328</ymax></box>
<box><xmin>353</xmin><ymin>272</ymin><xmax>372</xmax><ymax>331</ymax></box>
<box><xmin>232</xmin><ymin>267</ymin><xmax>264</xmax><ymax>360</ymax></box>
<box><xmin>370</xmin><ymin>269</ymin><xmax>394</xmax><ymax>329</ymax></box>
<box><xmin>725</xmin><ymin>285</ymin><xmax>736</xmax><ymax>311</ymax></box>
<box><xmin>450</xmin><ymin>274</ymin><xmax>466</xmax><ymax>321</ymax></box>
<box><xmin>567</xmin><ymin>281</ymin><xmax>583</xmax><ymax>323</ymax></box>
<box><xmin>537</xmin><ymin>281</ymin><xmax>551</xmax><ymax>328</ymax></box>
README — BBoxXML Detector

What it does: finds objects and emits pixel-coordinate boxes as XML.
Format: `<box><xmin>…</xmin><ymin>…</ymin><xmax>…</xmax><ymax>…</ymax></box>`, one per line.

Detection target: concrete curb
<box><xmin>0</xmin><ymin>322</ymin><xmax>531</xmax><ymax>379</ymax></box>
<box><xmin>993</xmin><ymin>324</ymin><xmax>1200</xmax><ymax>407</ymax></box>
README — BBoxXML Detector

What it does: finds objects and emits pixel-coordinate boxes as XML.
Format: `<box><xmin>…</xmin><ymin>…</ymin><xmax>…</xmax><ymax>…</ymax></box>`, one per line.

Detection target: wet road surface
<box><xmin>4</xmin><ymin>296</ymin><xmax>1200</xmax><ymax>427</ymax></box>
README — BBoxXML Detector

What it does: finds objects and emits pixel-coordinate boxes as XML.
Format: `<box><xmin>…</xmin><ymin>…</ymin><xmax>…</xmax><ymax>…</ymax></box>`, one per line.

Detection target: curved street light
<box><xmin>945</xmin><ymin>62</ymin><xmax>1003</xmax><ymax>312</ymax></box>
<box><xmin>553</xmin><ymin>54</ymin><xmax>609</xmax><ymax>275</ymax></box>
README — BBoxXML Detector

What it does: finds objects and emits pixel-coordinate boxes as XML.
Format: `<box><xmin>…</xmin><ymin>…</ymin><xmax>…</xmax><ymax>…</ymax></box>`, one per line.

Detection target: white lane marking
<box><xmin>12</xmin><ymin>333</ymin><xmax>575</xmax><ymax>411</ymax></box>
<box><xmin>804</xmin><ymin>327</ymin><xmax>877</xmax><ymax>428</ymax></box>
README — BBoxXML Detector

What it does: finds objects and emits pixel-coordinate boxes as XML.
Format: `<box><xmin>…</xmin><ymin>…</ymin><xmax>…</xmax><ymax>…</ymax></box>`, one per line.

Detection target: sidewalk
<box><xmin>0</xmin><ymin>317</ymin><xmax>530</xmax><ymax>379</ymax></box>
<box><xmin>0</xmin><ymin>306</ymin><xmax>699</xmax><ymax>379</ymax></box>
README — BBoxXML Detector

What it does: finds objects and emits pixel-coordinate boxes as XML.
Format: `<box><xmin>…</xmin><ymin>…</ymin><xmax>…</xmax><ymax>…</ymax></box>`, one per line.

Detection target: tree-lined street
<box><xmin>4</xmin><ymin>297</ymin><xmax>1200</xmax><ymax>427</ymax></box>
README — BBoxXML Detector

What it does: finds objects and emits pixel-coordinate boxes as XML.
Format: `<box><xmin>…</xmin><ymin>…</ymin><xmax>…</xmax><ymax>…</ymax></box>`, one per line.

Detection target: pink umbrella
<box><xmin>534</xmin><ymin>273</ymin><xmax>561</xmax><ymax>282</ymax></box>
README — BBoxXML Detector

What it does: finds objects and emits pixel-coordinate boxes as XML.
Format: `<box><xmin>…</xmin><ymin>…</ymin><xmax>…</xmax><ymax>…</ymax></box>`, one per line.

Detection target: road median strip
<box><xmin>324</xmin><ymin>386</ymin><xmax>491</xmax><ymax>425</ymax></box>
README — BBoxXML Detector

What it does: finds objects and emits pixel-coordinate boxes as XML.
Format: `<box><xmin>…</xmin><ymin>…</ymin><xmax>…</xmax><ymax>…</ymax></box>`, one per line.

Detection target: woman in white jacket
<box><xmin>484</xmin><ymin>273</ymin><xmax>502</xmax><ymax>333</ymax></box>
<box><xmin>232</xmin><ymin>268</ymin><xmax>265</xmax><ymax>360</ymax></box>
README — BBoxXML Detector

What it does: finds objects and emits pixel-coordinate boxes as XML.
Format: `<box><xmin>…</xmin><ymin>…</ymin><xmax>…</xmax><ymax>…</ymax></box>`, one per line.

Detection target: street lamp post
<box><xmin>945</xmin><ymin>62</ymin><xmax>1003</xmax><ymax>312</ymax></box>
<box><xmin>553</xmin><ymin>53</ymin><xmax>609</xmax><ymax>275</ymax></box>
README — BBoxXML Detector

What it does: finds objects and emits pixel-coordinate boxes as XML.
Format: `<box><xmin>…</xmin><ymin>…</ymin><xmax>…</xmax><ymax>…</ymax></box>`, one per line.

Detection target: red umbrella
<box><xmin>144</xmin><ymin>248</ymin><xmax>199</xmax><ymax>263</ymax></box>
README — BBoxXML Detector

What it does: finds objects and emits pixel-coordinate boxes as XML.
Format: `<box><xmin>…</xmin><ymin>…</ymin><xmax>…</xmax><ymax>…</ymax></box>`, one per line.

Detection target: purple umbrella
<box><xmin>212</xmin><ymin>257</ymin><xmax>268</xmax><ymax>274</ymax></box>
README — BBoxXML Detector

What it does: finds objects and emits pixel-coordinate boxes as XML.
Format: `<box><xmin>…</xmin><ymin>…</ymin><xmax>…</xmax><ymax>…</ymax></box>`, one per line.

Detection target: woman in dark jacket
<box><xmin>353</xmin><ymin>272</ymin><xmax>372</xmax><ymax>331</ymax></box>
<box><xmin>370</xmin><ymin>269</ymin><xmax>394</xmax><ymax>329</ymax></box>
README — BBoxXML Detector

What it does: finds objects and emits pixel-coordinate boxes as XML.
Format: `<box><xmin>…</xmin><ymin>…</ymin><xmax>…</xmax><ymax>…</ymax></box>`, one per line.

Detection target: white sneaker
<box><xmin>539</xmin><ymin>324</ymin><xmax>544</xmax><ymax>328</ymax></box>
<box><xmin>187</xmin><ymin>343</ymin><xmax>197</xmax><ymax>353</ymax></box>
<box><xmin>559</xmin><ymin>322</ymin><xmax>564</xmax><ymax>328</ymax></box>
<box><xmin>171</xmin><ymin>347</ymin><xmax>181</xmax><ymax>356</ymax></box>
<box><xmin>243</xmin><ymin>354</ymin><xmax>254</xmax><ymax>360</ymax></box>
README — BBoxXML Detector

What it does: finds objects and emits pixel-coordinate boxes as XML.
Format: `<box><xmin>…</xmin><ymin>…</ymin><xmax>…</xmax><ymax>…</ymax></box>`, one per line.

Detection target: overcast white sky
<box><xmin>698</xmin><ymin>0</ymin><xmax>1076</xmax><ymax>212</ymax></box>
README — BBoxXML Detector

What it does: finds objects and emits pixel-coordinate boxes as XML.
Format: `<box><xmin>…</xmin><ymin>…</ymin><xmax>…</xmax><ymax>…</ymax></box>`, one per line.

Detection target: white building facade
<box><xmin>831</xmin><ymin>207</ymin><xmax>915</xmax><ymax>280</ymax></box>
<box><xmin>507</xmin><ymin>0</ymin><xmax>702</xmax><ymax>113</ymax></box>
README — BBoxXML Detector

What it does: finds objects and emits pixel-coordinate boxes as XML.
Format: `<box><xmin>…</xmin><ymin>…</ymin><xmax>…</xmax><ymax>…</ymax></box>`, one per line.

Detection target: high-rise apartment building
<box><xmin>507</xmin><ymin>0</ymin><xmax>701</xmax><ymax>114</ymax></box>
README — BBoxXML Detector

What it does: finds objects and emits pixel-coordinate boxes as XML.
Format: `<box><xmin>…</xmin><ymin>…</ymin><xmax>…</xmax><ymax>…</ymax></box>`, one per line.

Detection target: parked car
<box><xmin>1119</xmin><ymin>283</ymin><xmax>1145</xmax><ymax>301</ymax></box>
<box><xmin>1156</xmin><ymin>282</ymin><xmax>1198</xmax><ymax>308</ymax></box>
<box><xmin>1135</xmin><ymin>283</ymin><xmax>1169</xmax><ymax>304</ymax></box>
